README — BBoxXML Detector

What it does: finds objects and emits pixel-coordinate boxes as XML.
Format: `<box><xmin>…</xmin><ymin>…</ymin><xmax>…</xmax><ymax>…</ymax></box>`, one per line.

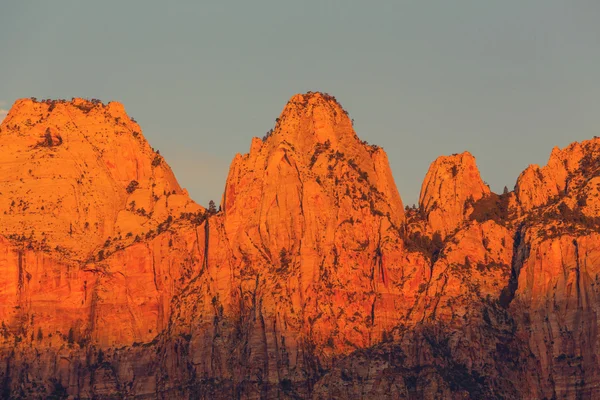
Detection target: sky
<box><xmin>1</xmin><ymin>1</ymin><xmax>599</xmax><ymax>207</ymax></box>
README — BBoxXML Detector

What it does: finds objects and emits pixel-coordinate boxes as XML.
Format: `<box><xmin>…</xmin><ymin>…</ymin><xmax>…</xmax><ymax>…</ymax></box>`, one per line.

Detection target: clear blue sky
<box><xmin>1</xmin><ymin>1</ymin><xmax>599</xmax><ymax>207</ymax></box>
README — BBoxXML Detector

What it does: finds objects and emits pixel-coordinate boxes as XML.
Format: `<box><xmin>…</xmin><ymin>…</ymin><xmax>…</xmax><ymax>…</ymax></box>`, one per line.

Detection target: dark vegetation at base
<box><xmin>48</xmin><ymin>379</ymin><xmax>69</xmax><ymax>399</ymax></box>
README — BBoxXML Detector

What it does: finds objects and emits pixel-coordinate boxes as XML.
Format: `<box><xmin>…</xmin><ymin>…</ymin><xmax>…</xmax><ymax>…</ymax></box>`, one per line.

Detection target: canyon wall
<box><xmin>1</xmin><ymin>94</ymin><xmax>600</xmax><ymax>399</ymax></box>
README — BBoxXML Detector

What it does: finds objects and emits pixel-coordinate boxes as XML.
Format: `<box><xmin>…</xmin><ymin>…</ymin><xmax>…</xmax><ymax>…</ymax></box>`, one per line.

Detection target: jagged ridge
<box><xmin>0</xmin><ymin>94</ymin><xmax>600</xmax><ymax>399</ymax></box>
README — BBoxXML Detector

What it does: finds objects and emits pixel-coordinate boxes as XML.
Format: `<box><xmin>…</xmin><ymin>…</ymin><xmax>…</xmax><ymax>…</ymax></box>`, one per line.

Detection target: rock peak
<box><xmin>223</xmin><ymin>91</ymin><xmax>405</xmax><ymax>246</ymax></box>
<box><xmin>286</xmin><ymin>91</ymin><xmax>348</xmax><ymax>112</ymax></box>
<box><xmin>263</xmin><ymin>92</ymin><xmax>355</xmax><ymax>151</ymax></box>
<box><xmin>419</xmin><ymin>151</ymin><xmax>490</xmax><ymax>236</ymax></box>
<box><xmin>1</xmin><ymin>97</ymin><xmax>134</xmax><ymax>131</ymax></box>
<box><xmin>281</xmin><ymin>91</ymin><xmax>350</xmax><ymax>122</ymax></box>
<box><xmin>0</xmin><ymin>97</ymin><xmax>198</xmax><ymax>259</ymax></box>
<box><xmin>514</xmin><ymin>139</ymin><xmax>593</xmax><ymax>211</ymax></box>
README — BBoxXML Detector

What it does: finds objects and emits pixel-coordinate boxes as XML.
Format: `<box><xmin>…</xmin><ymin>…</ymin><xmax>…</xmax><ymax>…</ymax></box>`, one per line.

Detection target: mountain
<box><xmin>1</xmin><ymin>93</ymin><xmax>600</xmax><ymax>399</ymax></box>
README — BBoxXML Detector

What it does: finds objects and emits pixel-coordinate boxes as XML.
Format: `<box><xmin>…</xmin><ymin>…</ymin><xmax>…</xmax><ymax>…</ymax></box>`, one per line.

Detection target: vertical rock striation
<box><xmin>1</xmin><ymin>95</ymin><xmax>600</xmax><ymax>399</ymax></box>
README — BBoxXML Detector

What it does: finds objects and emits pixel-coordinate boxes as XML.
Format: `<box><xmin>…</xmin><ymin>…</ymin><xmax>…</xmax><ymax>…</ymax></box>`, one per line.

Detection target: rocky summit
<box><xmin>1</xmin><ymin>93</ymin><xmax>600</xmax><ymax>399</ymax></box>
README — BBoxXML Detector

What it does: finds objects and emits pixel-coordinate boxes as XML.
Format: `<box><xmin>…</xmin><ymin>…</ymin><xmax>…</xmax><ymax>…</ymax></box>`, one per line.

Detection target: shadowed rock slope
<box><xmin>1</xmin><ymin>93</ymin><xmax>600</xmax><ymax>399</ymax></box>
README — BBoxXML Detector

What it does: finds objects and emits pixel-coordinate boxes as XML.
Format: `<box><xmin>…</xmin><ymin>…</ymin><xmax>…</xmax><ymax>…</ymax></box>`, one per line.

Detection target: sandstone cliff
<box><xmin>1</xmin><ymin>94</ymin><xmax>600</xmax><ymax>399</ymax></box>
<box><xmin>419</xmin><ymin>152</ymin><xmax>490</xmax><ymax>237</ymax></box>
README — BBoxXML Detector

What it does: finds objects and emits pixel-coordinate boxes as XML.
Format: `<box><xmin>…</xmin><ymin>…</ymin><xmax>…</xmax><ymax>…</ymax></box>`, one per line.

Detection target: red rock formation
<box><xmin>0</xmin><ymin>98</ymin><xmax>200</xmax><ymax>259</ymax></box>
<box><xmin>510</xmin><ymin>231</ymin><xmax>600</xmax><ymax>399</ymax></box>
<box><xmin>514</xmin><ymin>140</ymin><xmax>597</xmax><ymax>212</ymax></box>
<box><xmin>419</xmin><ymin>151</ymin><xmax>490</xmax><ymax>237</ymax></box>
<box><xmin>158</xmin><ymin>93</ymin><xmax>425</xmax><ymax>397</ymax></box>
<box><xmin>0</xmin><ymin>98</ymin><xmax>205</xmax><ymax>397</ymax></box>
<box><xmin>1</xmin><ymin>94</ymin><xmax>600</xmax><ymax>399</ymax></box>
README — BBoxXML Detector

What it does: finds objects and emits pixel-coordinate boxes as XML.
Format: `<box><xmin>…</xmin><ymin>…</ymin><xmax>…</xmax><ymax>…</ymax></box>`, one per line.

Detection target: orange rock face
<box><xmin>0</xmin><ymin>98</ymin><xmax>200</xmax><ymax>258</ymax></box>
<box><xmin>1</xmin><ymin>94</ymin><xmax>600</xmax><ymax>399</ymax></box>
<box><xmin>0</xmin><ymin>98</ymin><xmax>206</xmax><ymax>397</ymax></box>
<box><xmin>419</xmin><ymin>151</ymin><xmax>490</xmax><ymax>237</ymax></box>
<box><xmin>160</xmin><ymin>93</ymin><xmax>422</xmax><ymax>396</ymax></box>
<box><xmin>514</xmin><ymin>142</ymin><xmax>588</xmax><ymax>212</ymax></box>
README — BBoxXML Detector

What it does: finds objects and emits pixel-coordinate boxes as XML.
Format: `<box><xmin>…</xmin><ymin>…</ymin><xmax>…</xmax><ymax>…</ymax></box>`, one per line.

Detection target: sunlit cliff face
<box><xmin>1</xmin><ymin>94</ymin><xmax>600</xmax><ymax>399</ymax></box>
